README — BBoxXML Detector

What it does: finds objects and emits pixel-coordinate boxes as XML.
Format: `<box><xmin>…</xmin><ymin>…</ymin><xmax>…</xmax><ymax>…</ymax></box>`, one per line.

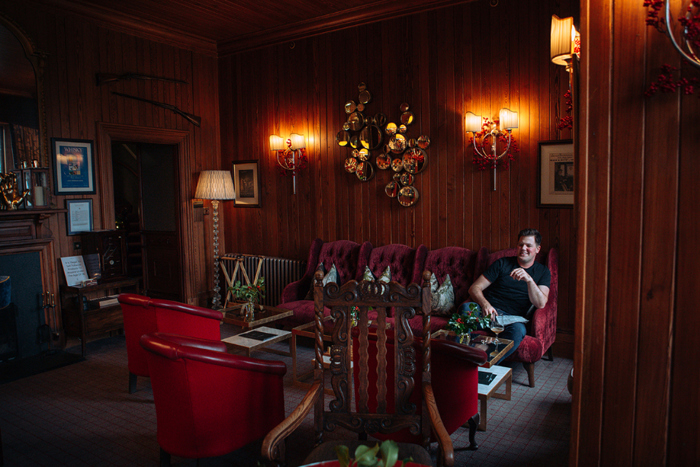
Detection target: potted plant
<box><xmin>301</xmin><ymin>440</ymin><xmax>427</xmax><ymax>467</ymax></box>
<box><xmin>228</xmin><ymin>276</ymin><xmax>265</xmax><ymax>320</ymax></box>
<box><xmin>446</xmin><ymin>302</ymin><xmax>491</xmax><ymax>344</ymax></box>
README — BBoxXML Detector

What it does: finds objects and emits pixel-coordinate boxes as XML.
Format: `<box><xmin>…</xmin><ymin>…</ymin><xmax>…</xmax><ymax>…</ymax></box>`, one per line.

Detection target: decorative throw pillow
<box><xmin>362</xmin><ymin>265</ymin><xmax>391</xmax><ymax>283</ymax></box>
<box><xmin>305</xmin><ymin>263</ymin><xmax>339</xmax><ymax>300</ymax></box>
<box><xmin>430</xmin><ymin>273</ymin><xmax>455</xmax><ymax>316</ymax></box>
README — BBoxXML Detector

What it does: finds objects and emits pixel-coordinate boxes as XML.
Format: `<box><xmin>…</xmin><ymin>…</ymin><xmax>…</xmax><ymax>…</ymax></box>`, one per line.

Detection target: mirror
<box><xmin>0</xmin><ymin>14</ymin><xmax>48</xmax><ymax>172</ymax></box>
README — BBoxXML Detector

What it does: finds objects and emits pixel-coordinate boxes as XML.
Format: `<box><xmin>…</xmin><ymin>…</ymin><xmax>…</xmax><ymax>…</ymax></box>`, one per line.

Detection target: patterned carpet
<box><xmin>0</xmin><ymin>325</ymin><xmax>571</xmax><ymax>466</ymax></box>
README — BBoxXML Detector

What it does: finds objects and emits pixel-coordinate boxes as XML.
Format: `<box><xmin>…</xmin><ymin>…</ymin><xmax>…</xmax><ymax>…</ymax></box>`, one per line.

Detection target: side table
<box><xmin>477</xmin><ymin>365</ymin><xmax>512</xmax><ymax>431</ymax></box>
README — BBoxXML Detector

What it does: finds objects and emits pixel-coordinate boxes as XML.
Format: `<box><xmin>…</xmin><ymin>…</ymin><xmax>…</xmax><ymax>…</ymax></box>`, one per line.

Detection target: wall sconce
<box><xmin>465</xmin><ymin>108</ymin><xmax>518</xmax><ymax>191</ymax></box>
<box><xmin>195</xmin><ymin>170</ymin><xmax>235</xmax><ymax>309</ymax></box>
<box><xmin>551</xmin><ymin>15</ymin><xmax>580</xmax><ymax>72</ymax></box>
<box><xmin>269</xmin><ymin>133</ymin><xmax>308</xmax><ymax>194</ymax></box>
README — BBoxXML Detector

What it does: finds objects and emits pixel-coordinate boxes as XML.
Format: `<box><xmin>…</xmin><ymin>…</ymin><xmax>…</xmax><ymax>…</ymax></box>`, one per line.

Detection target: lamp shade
<box><xmin>269</xmin><ymin>135</ymin><xmax>286</xmax><ymax>151</ymax></box>
<box><xmin>194</xmin><ymin>170</ymin><xmax>235</xmax><ymax>200</ymax></box>
<box><xmin>465</xmin><ymin>112</ymin><xmax>482</xmax><ymax>133</ymax></box>
<box><xmin>551</xmin><ymin>15</ymin><xmax>574</xmax><ymax>66</ymax></box>
<box><xmin>289</xmin><ymin>133</ymin><xmax>306</xmax><ymax>149</ymax></box>
<box><xmin>499</xmin><ymin>108</ymin><xmax>519</xmax><ymax>130</ymax></box>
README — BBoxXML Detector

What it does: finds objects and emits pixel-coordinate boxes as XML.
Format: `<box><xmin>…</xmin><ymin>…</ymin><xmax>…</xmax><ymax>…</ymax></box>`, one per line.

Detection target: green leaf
<box><xmin>334</xmin><ymin>445</ymin><xmax>351</xmax><ymax>467</ymax></box>
<box><xmin>379</xmin><ymin>440</ymin><xmax>399</xmax><ymax>467</ymax></box>
<box><xmin>355</xmin><ymin>443</ymin><xmax>380</xmax><ymax>466</ymax></box>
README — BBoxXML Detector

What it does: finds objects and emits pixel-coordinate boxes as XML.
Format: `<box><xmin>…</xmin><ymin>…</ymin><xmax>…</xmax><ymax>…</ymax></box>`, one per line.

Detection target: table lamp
<box><xmin>195</xmin><ymin>170</ymin><xmax>235</xmax><ymax>309</ymax></box>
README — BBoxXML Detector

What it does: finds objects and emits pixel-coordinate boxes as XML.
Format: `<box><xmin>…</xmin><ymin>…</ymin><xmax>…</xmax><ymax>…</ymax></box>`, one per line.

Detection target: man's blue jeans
<box><xmin>499</xmin><ymin>321</ymin><xmax>526</xmax><ymax>360</ymax></box>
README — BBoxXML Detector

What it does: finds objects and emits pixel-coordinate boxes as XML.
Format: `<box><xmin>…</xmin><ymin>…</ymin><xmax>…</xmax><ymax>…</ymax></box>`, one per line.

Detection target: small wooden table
<box><xmin>430</xmin><ymin>331</ymin><xmax>513</xmax><ymax>367</ymax></box>
<box><xmin>222</xmin><ymin>326</ymin><xmax>292</xmax><ymax>357</ymax></box>
<box><xmin>477</xmin><ymin>365</ymin><xmax>512</xmax><ymax>431</ymax></box>
<box><xmin>221</xmin><ymin>303</ymin><xmax>293</xmax><ymax>329</ymax></box>
<box><xmin>291</xmin><ymin>317</ymin><xmax>334</xmax><ymax>390</ymax></box>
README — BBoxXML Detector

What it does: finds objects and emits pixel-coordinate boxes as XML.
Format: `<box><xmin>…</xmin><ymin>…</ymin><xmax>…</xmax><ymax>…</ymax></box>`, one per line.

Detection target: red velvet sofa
<box><xmin>278</xmin><ymin>239</ymin><xmax>558</xmax><ymax>386</ymax></box>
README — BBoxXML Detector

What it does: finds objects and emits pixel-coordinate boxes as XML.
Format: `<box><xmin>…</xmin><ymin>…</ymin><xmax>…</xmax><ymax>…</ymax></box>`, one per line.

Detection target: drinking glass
<box><xmin>490</xmin><ymin>315</ymin><xmax>504</xmax><ymax>346</ymax></box>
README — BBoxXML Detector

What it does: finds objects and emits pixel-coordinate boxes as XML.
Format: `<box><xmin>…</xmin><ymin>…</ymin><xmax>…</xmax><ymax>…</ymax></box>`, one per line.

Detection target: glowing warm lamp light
<box><xmin>269</xmin><ymin>134</ymin><xmax>286</xmax><ymax>151</ymax></box>
<box><xmin>289</xmin><ymin>133</ymin><xmax>305</xmax><ymax>149</ymax></box>
<box><xmin>499</xmin><ymin>108</ymin><xmax>519</xmax><ymax>130</ymax></box>
<box><xmin>551</xmin><ymin>15</ymin><xmax>575</xmax><ymax>66</ymax></box>
<box><xmin>465</xmin><ymin>111</ymin><xmax>482</xmax><ymax>133</ymax></box>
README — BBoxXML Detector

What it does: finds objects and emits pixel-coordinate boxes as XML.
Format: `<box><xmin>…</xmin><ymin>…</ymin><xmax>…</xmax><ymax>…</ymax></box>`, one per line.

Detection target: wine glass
<box><xmin>490</xmin><ymin>315</ymin><xmax>504</xmax><ymax>347</ymax></box>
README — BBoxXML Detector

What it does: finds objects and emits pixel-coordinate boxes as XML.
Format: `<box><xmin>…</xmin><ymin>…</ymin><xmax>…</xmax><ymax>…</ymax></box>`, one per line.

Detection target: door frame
<box><xmin>96</xmin><ymin>122</ymin><xmax>192</xmax><ymax>303</ymax></box>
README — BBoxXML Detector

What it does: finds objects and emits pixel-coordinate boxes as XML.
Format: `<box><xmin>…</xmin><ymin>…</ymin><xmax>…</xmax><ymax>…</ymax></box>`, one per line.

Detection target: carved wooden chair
<box><xmin>262</xmin><ymin>270</ymin><xmax>454</xmax><ymax>466</ymax></box>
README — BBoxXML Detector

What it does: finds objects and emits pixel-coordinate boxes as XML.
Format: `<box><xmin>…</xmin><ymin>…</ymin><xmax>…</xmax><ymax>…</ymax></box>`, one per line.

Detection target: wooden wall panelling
<box><xmin>668</xmin><ymin>89</ymin><xmax>700</xmax><ymax>466</ymax></box>
<box><xmin>219</xmin><ymin>0</ymin><xmax>577</xmax><ymax>344</ymax></box>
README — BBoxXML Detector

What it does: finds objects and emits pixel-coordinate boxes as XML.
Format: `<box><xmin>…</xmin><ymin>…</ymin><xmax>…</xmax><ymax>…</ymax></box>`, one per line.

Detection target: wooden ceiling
<box><xmin>34</xmin><ymin>0</ymin><xmax>475</xmax><ymax>56</ymax></box>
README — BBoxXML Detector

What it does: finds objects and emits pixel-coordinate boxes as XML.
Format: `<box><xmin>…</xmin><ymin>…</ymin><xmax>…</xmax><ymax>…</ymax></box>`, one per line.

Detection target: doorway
<box><xmin>112</xmin><ymin>142</ymin><xmax>183</xmax><ymax>301</ymax></box>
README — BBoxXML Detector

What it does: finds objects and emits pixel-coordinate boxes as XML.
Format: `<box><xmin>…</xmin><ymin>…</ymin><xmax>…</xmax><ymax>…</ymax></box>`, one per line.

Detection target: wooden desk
<box><xmin>221</xmin><ymin>303</ymin><xmax>293</xmax><ymax>329</ymax></box>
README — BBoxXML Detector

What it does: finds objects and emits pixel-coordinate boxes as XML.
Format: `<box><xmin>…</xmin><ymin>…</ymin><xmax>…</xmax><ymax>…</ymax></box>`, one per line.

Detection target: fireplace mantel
<box><xmin>0</xmin><ymin>208</ymin><xmax>66</xmax><ymax>242</ymax></box>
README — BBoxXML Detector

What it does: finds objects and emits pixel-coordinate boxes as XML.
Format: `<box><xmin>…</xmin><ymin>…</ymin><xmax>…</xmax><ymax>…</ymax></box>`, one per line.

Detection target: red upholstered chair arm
<box><xmin>119</xmin><ymin>293</ymin><xmax>152</xmax><ymax>308</ymax></box>
<box><xmin>141</xmin><ymin>333</ymin><xmax>287</xmax><ymax>376</ymax></box>
<box><xmin>150</xmin><ymin>298</ymin><xmax>223</xmax><ymax>320</ymax></box>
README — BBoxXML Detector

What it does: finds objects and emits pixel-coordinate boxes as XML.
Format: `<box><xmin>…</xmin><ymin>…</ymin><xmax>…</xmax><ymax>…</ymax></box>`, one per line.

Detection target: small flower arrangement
<box><xmin>334</xmin><ymin>439</ymin><xmax>412</xmax><ymax>467</ymax></box>
<box><xmin>446</xmin><ymin>302</ymin><xmax>491</xmax><ymax>341</ymax></box>
<box><xmin>228</xmin><ymin>276</ymin><xmax>265</xmax><ymax>305</ymax></box>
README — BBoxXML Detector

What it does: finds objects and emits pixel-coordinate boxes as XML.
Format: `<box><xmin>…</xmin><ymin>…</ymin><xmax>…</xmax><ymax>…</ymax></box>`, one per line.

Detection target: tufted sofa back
<box><xmin>424</xmin><ymin>246</ymin><xmax>481</xmax><ymax>306</ymax></box>
<box><xmin>317</xmin><ymin>239</ymin><xmax>365</xmax><ymax>284</ymax></box>
<box><xmin>357</xmin><ymin>243</ymin><xmax>427</xmax><ymax>286</ymax></box>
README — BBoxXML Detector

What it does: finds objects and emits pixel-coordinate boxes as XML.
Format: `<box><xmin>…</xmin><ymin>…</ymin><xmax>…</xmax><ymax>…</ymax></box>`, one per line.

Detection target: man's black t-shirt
<box><xmin>483</xmin><ymin>257</ymin><xmax>551</xmax><ymax>317</ymax></box>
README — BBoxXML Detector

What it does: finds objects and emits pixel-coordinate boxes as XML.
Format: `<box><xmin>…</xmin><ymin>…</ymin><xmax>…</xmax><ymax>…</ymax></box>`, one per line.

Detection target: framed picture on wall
<box><xmin>538</xmin><ymin>140</ymin><xmax>574</xmax><ymax>208</ymax></box>
<box><xmin>66</xmin><ymin>199</ymin><xmax>93</xmax><ymax>235</ymax></box>
<box><xmin>232</xmin><ymin>160</ymin><xmax>260</xmax><ymax>207</ymax></box>
<box><xmin>52</xmin><ymin>138</ymin><xmax>96</xmax><ymax>195</ymax></box>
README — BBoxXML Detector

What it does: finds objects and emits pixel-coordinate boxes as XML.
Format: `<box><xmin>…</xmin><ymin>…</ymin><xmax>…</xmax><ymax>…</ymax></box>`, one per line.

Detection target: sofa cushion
<box><xmin>424</xmin><ymin>246</ymin><xmax>480</xmax><ymax>307</ymax></box>
<box><xmin>430</xmin><ymin>273</ymin><xmax>455</xmax><ymax>316</ymax></box>
<box><xmin>304</xmin><ymin>263</ymin><xmax>339</xmax><ymax>299</ymax></box>
<box><xmin>358</xmin><ymin>244</ymin><xmax>423</xmax><ymax>287</ymax></box>
<box><xmin>362</xmin><ymin>265</ymin><xmax>391</xmax><ymax>283</ymax></box>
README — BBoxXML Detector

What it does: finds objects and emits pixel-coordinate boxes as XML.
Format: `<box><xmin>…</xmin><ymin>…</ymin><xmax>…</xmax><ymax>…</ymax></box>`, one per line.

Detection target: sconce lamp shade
<box><xmin>465</xmin><ymin>112</ymin><xmax>482</xmax><ymax>133</ymax></box>
<box><xmin>269</xmin><ymin>135</ymin><xmax>286</xmax><ymax>151</ymax></box>
<box><xmin>194</xmin><ymin>170</ymin><xmax>235</xmax><ymax>200</ymax></box>
<box><xmin>551</xmin><ymin>15</ymin><xmax>575</xmax><ymax>66</ymax></box>
<box><xmin>499</xmin><ymin>108</ymin><xmax>519</xmax><ymax>130</ymax></box>
<box><xmin>289</xmin><ymin>133</ymin><xmax>306</xmax><ymax>149</ymax></box>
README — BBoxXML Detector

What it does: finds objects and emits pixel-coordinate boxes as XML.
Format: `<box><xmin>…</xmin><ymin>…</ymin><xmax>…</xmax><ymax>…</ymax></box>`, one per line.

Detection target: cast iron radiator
<box><xmin>220</xmin><ymin>254</ymin><xmax>306</xmax><ymax>307</ymax></box>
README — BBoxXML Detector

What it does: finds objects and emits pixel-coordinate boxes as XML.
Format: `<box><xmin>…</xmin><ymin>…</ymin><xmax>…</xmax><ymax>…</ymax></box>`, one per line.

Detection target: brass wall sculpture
<box><xmin>337</xmin><ymin>83</ymin><xmax>430</xmax><ymax>207</ymax></box>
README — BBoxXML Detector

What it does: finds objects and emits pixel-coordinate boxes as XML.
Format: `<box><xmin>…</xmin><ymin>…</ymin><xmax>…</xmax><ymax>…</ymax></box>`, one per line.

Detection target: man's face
<box><xmin>517</xmin><ymin>235</ymin><xmax>541</xmax><ymax>265</ymax></box>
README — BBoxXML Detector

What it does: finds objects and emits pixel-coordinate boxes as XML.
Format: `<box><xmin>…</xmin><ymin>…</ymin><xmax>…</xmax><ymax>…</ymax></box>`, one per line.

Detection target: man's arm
<box><xmin>510</xmin><ymin>268</ymin><xmax>550</xmax><ymax>309</ymax></box>
<box><xmin>468</xmin><ymin>275</ymin><xmax>497</xmax><ymax>318</ymax></box>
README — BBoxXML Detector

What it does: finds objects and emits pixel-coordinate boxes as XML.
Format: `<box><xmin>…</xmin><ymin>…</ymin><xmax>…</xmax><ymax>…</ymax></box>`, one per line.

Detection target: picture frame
<box><xmin>538</xmin><ymin>140</ymin><xmax>574</xmax><ymax>208</ymax></box>
<box><xmin>232</xmin><ymin>160</ymin><xmax>260</xmax><ymax>207</ymax></box>
<box><xmin>52</xmin><ymin>138</ymin><xmax>96</xmax><ymax>195</ymax></box>
<box><xmin>66</xmin><ymin>199</ymin><xmax>93</xmax><ymax>235</ymax></box>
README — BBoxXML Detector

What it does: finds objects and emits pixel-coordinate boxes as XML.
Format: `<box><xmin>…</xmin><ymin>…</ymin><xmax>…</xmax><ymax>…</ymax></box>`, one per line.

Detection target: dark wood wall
<box><xmin>0</xmin><ymin>1</ymin><xmax>220</xmax><ymax>306</ymax></box>
<box><xmin>219</xmin><ymin>0</ymin><xmax>577</xmax><ymax>354</ymax></box>
<box><xmin>571</xmin><ymin>0</ymin><xmax>700</xmax><ymax>465</ymax></box>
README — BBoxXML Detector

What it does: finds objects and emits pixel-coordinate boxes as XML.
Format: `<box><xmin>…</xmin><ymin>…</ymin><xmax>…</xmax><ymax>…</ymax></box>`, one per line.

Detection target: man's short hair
<box><xmin>518</xmin><ymin>228</ymin><xmax>542</xmax><ymax>246</ymax></box>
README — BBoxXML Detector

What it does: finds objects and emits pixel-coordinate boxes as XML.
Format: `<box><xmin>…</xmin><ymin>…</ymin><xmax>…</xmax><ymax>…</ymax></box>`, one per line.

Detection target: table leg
<box><xmin>479</xmin><ymin>397</ymin><xmax>488</xmax><ymax>431</ymax></box>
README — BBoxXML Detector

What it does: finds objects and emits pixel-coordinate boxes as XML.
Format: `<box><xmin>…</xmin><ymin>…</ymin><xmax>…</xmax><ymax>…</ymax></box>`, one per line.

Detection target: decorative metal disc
<box><xmin>358</xmin><ymin>148</ymin><xmax>370</xmax><ymax>161</ymax></box>
<box><xmin>385</xmin><ymin>122</ymin><xmax>397</xmax><ymax>136</ymax></box>
<box><xmin>345</xmin><ymin>100</ymin><xmax>357</xmax><ymax>114</ymax></box>
<box><xmin>356</xmin><ymin>161</ymin><xmax>374</xmax><ymax>182</ymax></box>
<box><xmin>400</xmin><ymin>102</ymin><xmax>410</xmax><ymax>112</ymax></box>
<box><xmin>398</xmin><ymin>186</ymin><xmax>419</xmax><ymax>207</ymax></box>
<box><xmin>385</xmin><ymin>181</ymin><xmax>398</xmax><ymax>198</ymax></box>
<box><xmin>388</xmin><ymin>134</ymin><xmax>407</xmax><ymax>154</ymax></box>
<box><xmin>400</xmin><ymin>111</ymin><xmax>414</xmax><ymax>125</ymax></box>
<box><xmin>403</xmin><ymin>147</ymin><xmax>427</xmax><ymax>174</ymax></box>
<box><xmin>417</xmin><ymin>135</ymin><xmax>431</xmax><ymax>149</ymax></box>
<box><xmin>344</xmin><ymin>157</ymin><xmax>358</xmax><ymax>173</ymax></box>
<box><xmin>391</xmin><ymin>158</ymin><xmax>403</xmax><ymax>172</ymax></box>
<box><xmin>336</xmin><ymin>130</ymin><xmax>350</xmax><ymax>147</ymax></box>
<box><xmin>399</xmin><ymin>173</ymin><xmax>415</xmax><ymax>186</ymax></box>
<box><xmin>376</xmin><ymin>153</ymin><xmax>391</xmax><ymax>170</ymax></box>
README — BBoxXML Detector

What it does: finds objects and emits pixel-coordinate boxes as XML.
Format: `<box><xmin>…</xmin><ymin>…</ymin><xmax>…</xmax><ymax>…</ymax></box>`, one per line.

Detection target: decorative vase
<box><xmin>242</xmin><ymin>301</ymin><xmax>255</xmax><ymax>321</ymax></box>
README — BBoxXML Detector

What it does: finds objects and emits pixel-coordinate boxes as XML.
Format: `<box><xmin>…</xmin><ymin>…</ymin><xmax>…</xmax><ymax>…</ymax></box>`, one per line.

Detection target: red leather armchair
<box><xmin>140</xmin><ymin>332</ymin><xmax>287</xmax><ymax>466</ymax></box>
<box><xmin>118</xmin><ymin>293</ymin><xmax>223</xmax><ymax>393</ymax></box>
<box><xmin>352</xmin><ymin>332</ymin><xmax>487</xmax><ymax>450</ymax></box>
<box><xmin>474</xmin><ymin>247</ymin><xmax>558</xmax><ymax>387</ymax></box>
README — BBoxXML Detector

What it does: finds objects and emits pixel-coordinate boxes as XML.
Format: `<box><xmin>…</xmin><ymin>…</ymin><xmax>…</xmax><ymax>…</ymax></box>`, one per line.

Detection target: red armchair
<box><xmin>474</xmin><ymin>247</ymin><xmax>558</xmax><ymax>387</ymax></box>
<box><xmin>352</xmin><ymin>332</ymin><xmax>487</xmax><ymax>450</ymax></box>
<box><xmin>140</xmin><ymin>332</ymin><xmax>286</xmax><ymax>465</ymax></box>
<box><xmin>118</xmin><ymin>293</ymin><xmax>223</xmax><ymax>393</ymax></box>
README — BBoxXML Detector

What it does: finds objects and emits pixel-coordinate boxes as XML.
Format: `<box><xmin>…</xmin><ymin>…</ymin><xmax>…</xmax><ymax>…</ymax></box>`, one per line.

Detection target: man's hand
<box><xmin>468</xmin><ymin>275</ymin><xmax>497</xmax><ymax>318</ymax></box>
<box><xmin>510</xmin><ymin>268</ymin><xmax>533</xmax><ymax>283</ymax></box>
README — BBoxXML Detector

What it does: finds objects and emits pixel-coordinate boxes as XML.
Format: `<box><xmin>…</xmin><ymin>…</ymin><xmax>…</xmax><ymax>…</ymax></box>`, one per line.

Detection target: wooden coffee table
<box><xmin>221</xmin><ymin>303</ymin><xmax>294</xmax><ymax>356</ymax></box>
<box><xmin>221</xmin><ymin>303</ymin><xmax>293</xmax><ymax>329</ymax></box>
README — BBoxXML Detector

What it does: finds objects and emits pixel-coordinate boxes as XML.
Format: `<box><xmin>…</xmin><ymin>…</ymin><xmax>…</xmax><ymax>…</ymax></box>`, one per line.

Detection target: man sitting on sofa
<box><xmin>467</xmin><ymin>228</ymin><xmax>551</xmax><ymax>360</ymax></box>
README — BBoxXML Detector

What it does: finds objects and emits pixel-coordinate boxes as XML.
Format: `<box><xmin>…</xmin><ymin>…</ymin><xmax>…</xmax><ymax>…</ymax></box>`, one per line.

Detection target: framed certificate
<box><xmin>66</xmin><ymin>199</ymin><xmax>93</xmax><ymax>235</ymax></box>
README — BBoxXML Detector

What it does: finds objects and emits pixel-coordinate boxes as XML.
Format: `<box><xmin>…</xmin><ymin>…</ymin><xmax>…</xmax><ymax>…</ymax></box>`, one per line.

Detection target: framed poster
<box><xmin>232</xmin><ymin>160</ymin><xmax>260</xmax><ymax>207</ymax></box>
<box><xmin>538</xmin><ymin>140</ymin><xmax>574</xmax><ymax>208</ymax></box>
<box><xmin>66</xmin><ymin>199</ymin><xmax>93</xmax><ymax>235</ymax></box>
<box><xmin>52</xmin><ymin>138</ymin><xmax>96</xmax><ymax>195</ymax></box>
